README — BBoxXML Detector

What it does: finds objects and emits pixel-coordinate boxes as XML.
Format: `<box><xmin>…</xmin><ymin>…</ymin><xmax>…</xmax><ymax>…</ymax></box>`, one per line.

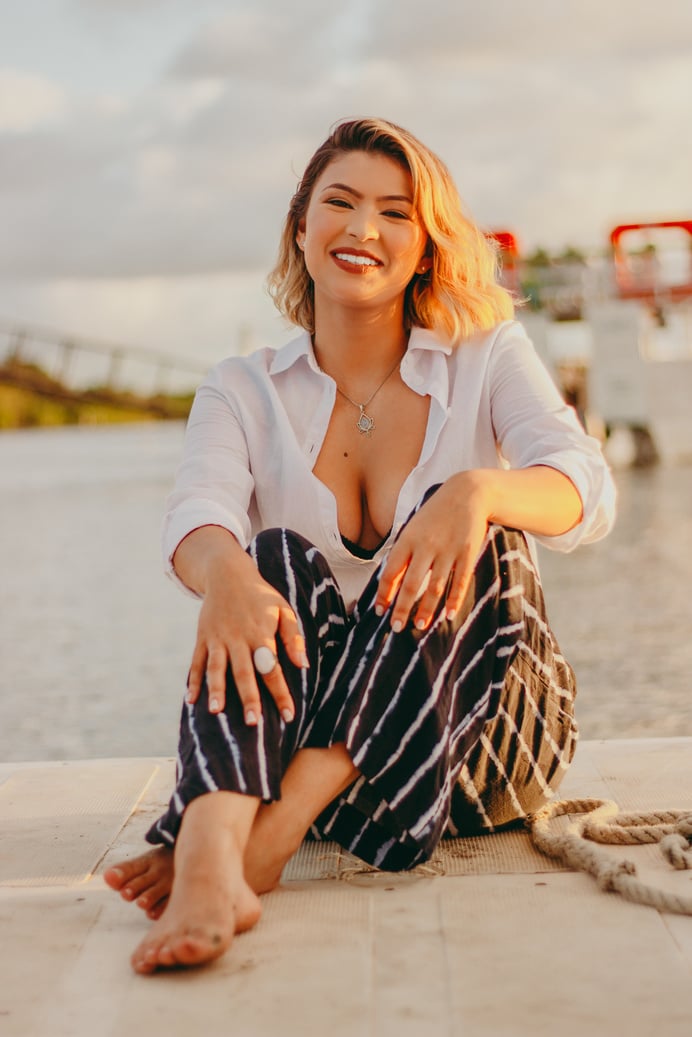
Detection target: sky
<box><xmin>1</xmin><ymin>0</ymin><xmax>691</xmax><ymax>373</ymax></box>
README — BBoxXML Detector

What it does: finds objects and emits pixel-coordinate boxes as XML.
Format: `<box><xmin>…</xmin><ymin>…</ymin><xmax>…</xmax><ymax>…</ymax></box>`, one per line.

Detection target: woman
<box><xmin>105</xmin><ymin>117</ymin><xmax>615</xmax><ymax>974</ymax></box>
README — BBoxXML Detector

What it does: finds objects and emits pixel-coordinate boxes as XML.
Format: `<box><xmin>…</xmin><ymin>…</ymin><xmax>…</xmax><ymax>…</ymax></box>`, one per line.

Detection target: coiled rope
<box><xmin>528</xmin><ymin>798</ymin><xmax>692</xmax><ymax>915</ymax></box>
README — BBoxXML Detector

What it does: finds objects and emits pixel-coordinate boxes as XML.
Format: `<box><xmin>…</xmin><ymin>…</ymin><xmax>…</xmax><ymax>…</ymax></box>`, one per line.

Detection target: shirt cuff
<box><xmin>162</xmin><ymin>499</ymin><xmax>251</xmax><ymax>598</ymax></box>
<box><xmin>530</xmin><ymin>457</ymin><xmax>617</xmax><ymax>553</ymax></box>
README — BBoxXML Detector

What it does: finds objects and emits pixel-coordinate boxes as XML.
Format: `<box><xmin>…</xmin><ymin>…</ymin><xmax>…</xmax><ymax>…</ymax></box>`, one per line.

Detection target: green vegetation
<box><xmin>514</xmin><ymin>244</ymin><xmax>588</xmax><ymax>318</ymax></box>
<box><xmin>0</xmin><ymin>359</ymin><xmax>195</xmax><ymax>430</ymax></box>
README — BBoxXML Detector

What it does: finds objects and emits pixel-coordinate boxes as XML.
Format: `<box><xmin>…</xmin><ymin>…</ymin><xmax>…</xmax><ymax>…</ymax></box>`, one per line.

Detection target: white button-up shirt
<box><xmin>163</xmin><ymin>321</ymin><xmax>615</xmax><ymax>607</ymax></box>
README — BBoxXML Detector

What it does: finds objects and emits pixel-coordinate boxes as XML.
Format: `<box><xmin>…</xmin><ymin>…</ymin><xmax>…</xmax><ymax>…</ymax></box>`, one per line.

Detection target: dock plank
<box><xmin>0</xmin><ymin>759</ymin><xmax>162</xmax><ymax>887</ymax></box>
<box><xmin>1</xmin><ymin>738</ymin><xmax>690</xmax><ymax>1037</ymax></box>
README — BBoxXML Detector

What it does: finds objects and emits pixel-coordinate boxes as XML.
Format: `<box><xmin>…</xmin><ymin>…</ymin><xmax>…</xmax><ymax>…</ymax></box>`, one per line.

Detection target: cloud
<box><xmin>1</xmin><ymin>1</ymin><xmax>691</xmax><ymax>285</ymax></box>
<box><xmin>0</xmin><ymin>70</ymin><xmax>68</xmax><ymax>132</ymax></box>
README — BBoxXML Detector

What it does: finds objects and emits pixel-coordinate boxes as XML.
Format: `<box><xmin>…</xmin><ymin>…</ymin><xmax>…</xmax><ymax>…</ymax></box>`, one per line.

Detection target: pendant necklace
<box><xmin>332</xmin><ymin>356</ymin><xmax>402</xmax><ymax>437</ymax></box>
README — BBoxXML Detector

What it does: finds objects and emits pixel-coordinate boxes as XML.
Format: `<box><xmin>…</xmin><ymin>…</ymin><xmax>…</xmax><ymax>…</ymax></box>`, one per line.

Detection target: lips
<box><xmin>331</xmin><ymin>248</ymin><xmax>382</xmax><ymax>271</ymax></box>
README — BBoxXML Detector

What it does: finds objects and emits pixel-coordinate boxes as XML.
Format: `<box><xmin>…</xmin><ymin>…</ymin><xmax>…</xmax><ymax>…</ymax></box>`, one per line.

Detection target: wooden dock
<box><xmin>1</xmin><ymin>738</ymin><xmax>691</xmax><ymax>1036</ymax></box>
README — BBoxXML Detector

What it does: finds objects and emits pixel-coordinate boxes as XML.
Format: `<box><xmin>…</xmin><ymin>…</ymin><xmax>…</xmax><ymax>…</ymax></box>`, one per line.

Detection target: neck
<box><xmin>311</xmin><ymin>297</ymin><xmax>409</xmax><ymax>383</ymax></box>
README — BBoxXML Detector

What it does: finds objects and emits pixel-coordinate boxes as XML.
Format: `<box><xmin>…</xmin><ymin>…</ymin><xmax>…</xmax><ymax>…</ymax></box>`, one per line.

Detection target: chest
<box><xmin>312</xmin><ymin>380</ymin><xmax>431</xmax><ymax>547</ymax></box>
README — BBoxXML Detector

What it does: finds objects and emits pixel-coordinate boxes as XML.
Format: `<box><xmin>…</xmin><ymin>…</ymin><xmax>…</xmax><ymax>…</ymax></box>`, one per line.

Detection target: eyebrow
<box><xmin>321</xmin><ymin>182</ymin><xmax>413</xmax><ymax>204</ymax></box>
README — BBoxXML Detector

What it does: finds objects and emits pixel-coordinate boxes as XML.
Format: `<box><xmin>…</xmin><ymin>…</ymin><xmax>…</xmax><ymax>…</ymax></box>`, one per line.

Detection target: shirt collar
<box><xmin>402</xmin><ymin>327</ymin><xmax>452</xmax><ymax>410</ymax></box>
<box><xmin>269</xmin><ymin>326</ymin><xmax>452</xmax><ymax>408</ymax></box>
<box><xmin>269</xmin><ymin>330</ymin><xmax>315</xmax><ymax>375</ymax></box>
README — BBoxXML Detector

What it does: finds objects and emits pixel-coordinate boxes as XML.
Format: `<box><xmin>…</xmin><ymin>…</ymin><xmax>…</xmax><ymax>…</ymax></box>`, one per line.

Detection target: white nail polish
<box><xmin>300</xmin><ymin>652</ymin><xmax>309</xmax><ymax>668</ymax></box>
<box><xmin>210</xmin><ymin>697</ymin><xmax>220</xmax><ymax>712</ymax></box>
<box><xmin>415</xmin><ymin>619</ymin><xmax>426</xmax><ymax>631</ymax></box>
<box><xmin>392</xmin><ymin>620</ymin><xmax>403</xmax><ymax>633</ymax></box>
<box><xmin>281</xmin><ymin>708</ymin><xmax>294</xmax><ymax>723</ymax></box>
<box><xmin>446</xmin><ymin>609</ymin><xmax>456</xmax><ymax>622</ymax></box>
<box><xmin>245</xmin><ymin>709</ymin><xmax>257</xmax><ymax>725</ymax></box>
<box><xmin>375</xmin><ymin>604</ymin><xmax>384</xmax><ymax>617</ymax></box>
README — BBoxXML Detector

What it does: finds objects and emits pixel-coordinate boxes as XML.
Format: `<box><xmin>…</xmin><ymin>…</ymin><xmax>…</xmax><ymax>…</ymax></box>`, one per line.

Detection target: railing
<box><xmin>0</xmin><ymin>319</ymin><xmax>207</xmax><ymax>397</ymax></box>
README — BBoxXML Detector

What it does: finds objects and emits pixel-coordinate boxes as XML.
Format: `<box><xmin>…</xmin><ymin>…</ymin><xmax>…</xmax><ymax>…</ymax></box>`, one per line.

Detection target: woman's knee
<box><xmin>248</xmin><ymin>528</ymin><xmax>342</xmax><ymax>613</ymax></box>
<box><xmin>249</xmin><ymin>528</ymin><xmax>325</xmax><ymax>576</ymax></box>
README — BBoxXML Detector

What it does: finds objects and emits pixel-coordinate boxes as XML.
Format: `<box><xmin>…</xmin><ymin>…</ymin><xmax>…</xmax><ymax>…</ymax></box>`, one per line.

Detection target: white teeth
<box><xmin>335</xmin><ymin>253</ymin><xmax>378</xmax><ymax>266</ymax></box>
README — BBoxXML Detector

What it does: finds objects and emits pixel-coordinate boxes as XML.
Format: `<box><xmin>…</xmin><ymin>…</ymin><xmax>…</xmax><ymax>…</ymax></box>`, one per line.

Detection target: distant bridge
<box><xmin>0</xmin><ymin>319</ymin><xmax>208</xmax><ymax>398</ymax></box>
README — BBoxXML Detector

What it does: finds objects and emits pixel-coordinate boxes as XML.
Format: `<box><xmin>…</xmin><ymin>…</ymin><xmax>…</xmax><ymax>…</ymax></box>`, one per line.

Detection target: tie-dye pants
<box><xmin>147</xmin><ymin>496</ymin><xmax>578</xmax><ymax>871</ymax></box>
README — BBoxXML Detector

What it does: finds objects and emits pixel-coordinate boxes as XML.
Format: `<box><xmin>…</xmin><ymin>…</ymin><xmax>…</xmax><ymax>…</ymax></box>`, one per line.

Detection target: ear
<box><xmin>296</xmin><ymin>218</ymin><xmax>306</xmax><ymax>251</ymax></box>
<box><xmin>416</xmin><ymin>238</ymin><xmax>433</xmax><ymax>275</ymax></box>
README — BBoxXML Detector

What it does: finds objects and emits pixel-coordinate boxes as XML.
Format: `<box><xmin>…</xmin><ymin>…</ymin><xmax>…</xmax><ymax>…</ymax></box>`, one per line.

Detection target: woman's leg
<box><xmin>129</xmin><ymin>790</ymin><xmax>261</xmax><ymax>974</ymax></box>
<box><xmin>106</xmin><ymin>529</ymin><xmax>358</xmax><ymax>938</ymax></box>
<box><xmin>447</xmin><ymin>558</ymin><xmax>578</xmax><ymax>834</ymax></box>
<box><xmin>243</xmin><ymin>744</ymin><xmax>358</xmax><ymax>892</ymax></box>
<box><xmin>105</xmin><ymin>743</ymin><xmax>360</xmax><ymax>920</ymax></box>
<box><xmin>142</xmin><ymin>529</ymin><xmax>351</xmax><ymax>846</ymax></box>
<box><xmin>304</xmin><ymin>520</ymin><xmax>570</xmax><ymax>869</ymax></box>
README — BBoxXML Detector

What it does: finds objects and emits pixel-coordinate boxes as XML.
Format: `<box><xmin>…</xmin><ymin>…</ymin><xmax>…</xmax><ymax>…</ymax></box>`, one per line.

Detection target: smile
<box><xmin>333</xmin><ymin>252</ymin><xmax>381</xmax><ymax>267</ymax></box>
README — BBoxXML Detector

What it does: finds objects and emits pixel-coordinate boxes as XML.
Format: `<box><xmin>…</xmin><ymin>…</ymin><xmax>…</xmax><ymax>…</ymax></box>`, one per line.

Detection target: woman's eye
<box><xmin>383</xmin><ymin>210</ymin><xmax>409</xmax><ymax>220</ymax></box>
<box><xmin>326</xmin><ymin>198</ymin><xmax>351</xmax><ymax>208</ymax></box>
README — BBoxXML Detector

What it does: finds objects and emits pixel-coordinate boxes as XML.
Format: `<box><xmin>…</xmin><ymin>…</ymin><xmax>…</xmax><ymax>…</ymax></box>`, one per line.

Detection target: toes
<box><xmin>104</xmin><ymin>854</ymin><xmax>152</xmax><ymax>892</ymax></box>
<box><xmin>146</xmin><ymin>897</ymin><xmax>169</xmax><ymax>920</ymax></box>
<box><xmin>131</xmin><ymin>938</ymin><xmax>165</xmax><ymax>975</ymax></box>
<box><xmin>170</xmin><ymin>930</ymin><xmax>228</xmax><ymax>967</ymax></box>
<box><xmin>103</xmin><ymin>865</ymin><xmax>130</xmax><ymax>891</ymax></box>
<box><xmin>156</xmin><ymin>943</ymin><xmax>178</xmax><ymax>968</ymax></box>
<box><xmin>136</xmin><ymin>878</ymin><xmax>173</xmax><ymax>912</ymax></box>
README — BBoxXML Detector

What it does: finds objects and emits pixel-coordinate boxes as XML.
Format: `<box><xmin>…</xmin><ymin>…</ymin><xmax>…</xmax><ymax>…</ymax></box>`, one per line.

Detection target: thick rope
<box><xmin>528</xmin><ymin>798</ymin><xmax>692</xmax><ymax>915</ymax></box>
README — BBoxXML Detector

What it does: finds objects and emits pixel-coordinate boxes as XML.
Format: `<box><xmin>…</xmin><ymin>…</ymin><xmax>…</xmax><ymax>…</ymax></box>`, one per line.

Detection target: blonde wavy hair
<box><xmin>267</xmin><ymin>117</ymin><xmax>514</xmax><ymax>344</ymax></box>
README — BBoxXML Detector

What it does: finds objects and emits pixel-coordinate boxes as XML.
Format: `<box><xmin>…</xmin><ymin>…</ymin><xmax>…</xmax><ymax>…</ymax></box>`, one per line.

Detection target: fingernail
<box><xmin>281</xmin><ymin>708</ymin><xmax>294</xmax><ymax>723</ymax></box>
<box><xmin>415</xmin><ymin>619</ymin><xmax>426</xmax><ymax>631</ymax></box>
<box><xmin>210</xmin><ymin>697</ymin><xmax>220</xmax><ymax>712</ymax></box>
<box><xmin>375</xmin><ymin>604</ymin><xmax>384</xmax><ymax>617</ymax></box>
<box><xmin>392</xmin><ymin>619</ymin><xmax>403</xmax><ymax>633</ymax></box>
<box><xmin>300</xmin><ymin>652</ymin><xmax>310</xmax><ymax>668</ymax></box>
<box><xmin>245</xmin><ymin>709</ymin><xmax>258</xmax><ymax>725</ymax></box>
<box><xmin>446</xmin><ymin>609</ymin><xmax>456</xmax><ymax>621</ymax></box>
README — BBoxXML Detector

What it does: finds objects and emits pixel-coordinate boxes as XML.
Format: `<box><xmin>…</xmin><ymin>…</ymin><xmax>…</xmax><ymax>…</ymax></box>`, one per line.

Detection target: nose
<box><xmin>346</xmin><ymin>205</ymin><xmax>378</xmax><ymax>242</ymax></box>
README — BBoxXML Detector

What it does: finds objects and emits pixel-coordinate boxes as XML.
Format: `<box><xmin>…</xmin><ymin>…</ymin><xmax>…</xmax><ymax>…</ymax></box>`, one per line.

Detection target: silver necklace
<box><xmin>332</xmin><ymin>356</ymin><xmax>402</xmax><ymax>436</ymax></box>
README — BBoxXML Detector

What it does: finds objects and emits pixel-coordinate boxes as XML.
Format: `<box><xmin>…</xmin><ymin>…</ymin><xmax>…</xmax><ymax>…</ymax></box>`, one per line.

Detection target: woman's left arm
<box><xmin>376</xmin><ymin>321</ymin><xmax>615</xmax><ymax>632</ymax></box>
<box><xmin>375</xmin><ymin>464</ymin><xmax>581</xmax><ymax>632</ymax></box>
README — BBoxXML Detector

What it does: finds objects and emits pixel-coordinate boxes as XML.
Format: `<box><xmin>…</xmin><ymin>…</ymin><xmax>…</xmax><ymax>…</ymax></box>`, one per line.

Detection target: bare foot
<box><xmin>243</xmin><ymin>804</ymin><xmax>305</xmax><ymax>894</ymax></box>
<box><xmin>243</xmin><ymin>745</ymin><xmax>358</xmax><ymax>893</ymax></box>
<box><xmin>128</xmin><ymin>791</ymin><xmax>263</xmax><ymax>974</ymax></box>
<box><xmin>130</xmin><ymin>830</ymin><xmax>261</xmax><ymax>975</ymax></box>
<box><xmin>104</xmin><ymin>848</ymin><xmax>174</xmax><ymax>919</ymax></box>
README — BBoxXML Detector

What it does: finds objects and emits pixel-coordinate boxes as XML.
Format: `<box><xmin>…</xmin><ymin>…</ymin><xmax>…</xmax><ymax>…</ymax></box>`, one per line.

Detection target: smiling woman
<box><xmin>103</xmin><ymin>117</ymin><xmax>616</xmax><ymax>976</ymax></box>
<box><xmin>295</xmin><ymin>152</ymin><xmax>430</xmax><ymax>322</ymax></box>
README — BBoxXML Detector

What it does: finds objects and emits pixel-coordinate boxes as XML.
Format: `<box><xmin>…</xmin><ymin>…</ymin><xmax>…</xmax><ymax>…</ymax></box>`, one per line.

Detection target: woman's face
<box><xmin>297</xmin><ymin>150</ymin><xmax>430</xmax><ymax>318</ymax></box>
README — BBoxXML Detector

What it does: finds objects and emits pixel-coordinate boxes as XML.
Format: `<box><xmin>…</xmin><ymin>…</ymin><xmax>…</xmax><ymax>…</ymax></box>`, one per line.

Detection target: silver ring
<box><xmin>253</xmin><ymin>645</ymin><xmax>277</xmax><ymax>676</ymax></box>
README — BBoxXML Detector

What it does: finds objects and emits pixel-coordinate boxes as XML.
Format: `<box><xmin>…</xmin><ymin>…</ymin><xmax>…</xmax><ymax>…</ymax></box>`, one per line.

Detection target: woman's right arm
<box><xmin>174</xmin><ymin>524</ymin><xmax>308</xmax><ymax>724</ymax></box>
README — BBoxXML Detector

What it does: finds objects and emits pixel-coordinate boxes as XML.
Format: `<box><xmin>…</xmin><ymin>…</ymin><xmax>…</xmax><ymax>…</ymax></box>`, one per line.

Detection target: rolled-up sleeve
<box><xmin>162</xmin><ymin>368</ymin><xmax>255</xmax><ymax>596</ymax></box>
<box><xmin>489</xmin><ymin>322</ymin><xmax>616</xmax><ymax>551</ymax></box>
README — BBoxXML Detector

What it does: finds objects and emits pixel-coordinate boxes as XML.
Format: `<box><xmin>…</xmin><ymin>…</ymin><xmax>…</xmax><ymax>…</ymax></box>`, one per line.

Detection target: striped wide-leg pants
<box><xmin>147</xmin><ymin>505</ymin><xmax>578</xmax><ymax>870</ymax></box>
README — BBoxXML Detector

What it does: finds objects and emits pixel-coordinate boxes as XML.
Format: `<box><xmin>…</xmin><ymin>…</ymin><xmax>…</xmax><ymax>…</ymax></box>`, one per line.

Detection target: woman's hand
<box><xmin>375</xmin><ymin>472</ymin><xmax>490</xmax><ymax>632</ymax></box>
<box><xmin>374</xmin><ymin>465</ymin><xmax>583</xmax><ymax>632</ymax></box>
<box><xmin>175</xmin><ymin>528</ymin><xmax>308</xmax><ymax>723</ymax></box>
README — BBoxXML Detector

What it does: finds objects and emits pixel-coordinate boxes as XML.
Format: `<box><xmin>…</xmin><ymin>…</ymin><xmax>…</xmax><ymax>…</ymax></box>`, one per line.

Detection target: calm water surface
<box><xmin>1</xmin><ymin>422</ymin><xmax>690</xmax><ymax>762</ymax></box>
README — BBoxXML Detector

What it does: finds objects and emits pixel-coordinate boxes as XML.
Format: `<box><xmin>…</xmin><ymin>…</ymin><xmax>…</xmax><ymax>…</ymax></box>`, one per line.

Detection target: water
<box><xmin>1</xmin><ymin>423</ymin><xmax>691</xmax><ymax>762</ymax></box>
